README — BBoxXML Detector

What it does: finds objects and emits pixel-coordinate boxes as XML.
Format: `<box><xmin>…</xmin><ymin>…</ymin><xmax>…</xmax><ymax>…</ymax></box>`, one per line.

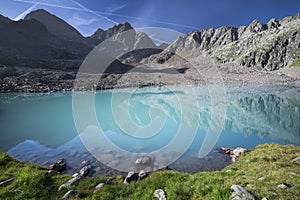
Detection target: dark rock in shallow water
<box><xmin>49</xmin><ymin>159</ymin><xmax>66</xmax><ymax>172</ymax></box>
<box><xmin>135</xmin><ymin>156</ymin><xmax>152</xmax><ymax>165</ymax></box>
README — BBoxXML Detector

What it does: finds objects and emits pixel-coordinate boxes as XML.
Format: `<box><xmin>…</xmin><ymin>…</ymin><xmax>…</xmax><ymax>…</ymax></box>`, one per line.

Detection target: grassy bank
<box><xmin>0</xmin><ymin>143</ymin><xmax>299</xmax><ymax>199</ymax></box>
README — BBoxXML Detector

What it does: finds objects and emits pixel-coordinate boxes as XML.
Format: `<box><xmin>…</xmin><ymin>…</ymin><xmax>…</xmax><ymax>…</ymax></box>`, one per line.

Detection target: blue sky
<box><xmin>1</xmin><ymin>0</ymin><xmax>299</xmax><ymax>38</ymax></box>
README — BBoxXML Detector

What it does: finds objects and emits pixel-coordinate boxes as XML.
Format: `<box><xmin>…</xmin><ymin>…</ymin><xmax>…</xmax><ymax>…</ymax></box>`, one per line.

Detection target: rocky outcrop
<box><xmin>24</xmin><ymin>9</ymin><xmax>87</xmax><ymax>44</ymax></box>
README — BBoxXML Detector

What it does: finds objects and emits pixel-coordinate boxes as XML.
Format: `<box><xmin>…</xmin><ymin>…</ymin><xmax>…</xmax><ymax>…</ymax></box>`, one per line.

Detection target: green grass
<box><xmin>290</xmin><ymin>59</ymin><xmax>300</xmax><ymax>68</ymax></box>
<box><xmin>0</xmin><ymin>143</ymin><xmax>300</xmax><ymax>199</ymax></box>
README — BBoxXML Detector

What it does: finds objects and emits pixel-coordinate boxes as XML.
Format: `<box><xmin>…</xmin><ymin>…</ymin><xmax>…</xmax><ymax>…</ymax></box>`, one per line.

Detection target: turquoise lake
<box><xmin>0</xmin><ymin>85</ymin><xmax>299</xmax><ymax>175</ymax></box>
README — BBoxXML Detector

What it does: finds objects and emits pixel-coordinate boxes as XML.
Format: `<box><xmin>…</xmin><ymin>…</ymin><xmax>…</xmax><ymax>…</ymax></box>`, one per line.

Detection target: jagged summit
<box><xmin>88</xmin><ymin>22</ymin><xmax>134</xmax><ymax>44</ymax></box>
<box><xmin>154</xmin><ymin>12</ymin><xmax>300</xmax><ymax>70</ymax></box>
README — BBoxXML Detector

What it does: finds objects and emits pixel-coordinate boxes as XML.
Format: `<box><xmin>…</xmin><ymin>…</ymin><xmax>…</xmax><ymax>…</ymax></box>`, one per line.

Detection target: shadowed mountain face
<box><xmin>0</xmin><ymin>9</ymin><xmax>156</xmax><ymax>72</ymax></box>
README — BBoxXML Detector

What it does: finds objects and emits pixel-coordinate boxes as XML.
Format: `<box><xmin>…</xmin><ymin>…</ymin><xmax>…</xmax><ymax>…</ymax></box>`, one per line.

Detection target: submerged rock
<box><xmin>154</xmin><ymin>189</ymin><xmax>166</xmax><ymax>200</ymax></box>
<box><xmin>230</xmin><ymin>185</ymin><xmax>255</xmax><ymax>200</ymax></box>
<box><xmin>135</xmin><ymin>156</ymin><xmax>152</xmax><ymax>165</ymax></box>
<box><xmin>49</xmin><ymin>159</ymin><xmax>66</xmax><ymax>172</ymax></box>
<box><xmin>62</xmin><ymin>190</ymin><xmax>77</xmax><ymax>200</ymax></box>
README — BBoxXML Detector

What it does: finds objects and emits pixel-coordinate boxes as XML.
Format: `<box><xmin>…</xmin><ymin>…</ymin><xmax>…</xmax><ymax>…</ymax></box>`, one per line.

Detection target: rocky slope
<box><xmin>151</xmin><ymin>12</ymin><xmax>300</xmax><ymax>71</ymax></box>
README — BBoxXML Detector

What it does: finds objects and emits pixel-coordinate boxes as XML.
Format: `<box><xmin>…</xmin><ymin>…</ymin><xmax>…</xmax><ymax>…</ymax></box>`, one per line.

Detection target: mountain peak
<box><xmin>89</xmin><ymin>22</ymin><xmax>134</xmax><ymax>45</ymax></box>
<box><xmin>24</xmin><ymin>9</ymin><xmax>84</xmax><ymax>42</ymax></box>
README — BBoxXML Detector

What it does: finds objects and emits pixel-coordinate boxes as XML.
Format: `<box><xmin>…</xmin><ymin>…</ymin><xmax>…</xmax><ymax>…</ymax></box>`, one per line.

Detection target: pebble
<box><xmin>258</xmin><ymin>177</ymin><xmax>265</xmax><ymax>181</ymax></box>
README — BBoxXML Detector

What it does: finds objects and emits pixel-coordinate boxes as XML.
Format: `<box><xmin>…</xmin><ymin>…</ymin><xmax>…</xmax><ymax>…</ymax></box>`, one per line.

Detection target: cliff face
<box><xmin>156</xmin><ymin>13</ymin><xmax>300</xmax><ymax>70</ymax></box>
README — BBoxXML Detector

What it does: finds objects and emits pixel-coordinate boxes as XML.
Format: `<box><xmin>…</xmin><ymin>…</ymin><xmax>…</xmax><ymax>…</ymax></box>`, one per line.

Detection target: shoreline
<box><xmin>0</xmin><ymin>143</ymin><xmax>299</xmax><ymax>199</ymax></box>
<box><xmin>1</xmin><ymin>64</ymin><xmax>300</xmax><ymax>93</ymax></box>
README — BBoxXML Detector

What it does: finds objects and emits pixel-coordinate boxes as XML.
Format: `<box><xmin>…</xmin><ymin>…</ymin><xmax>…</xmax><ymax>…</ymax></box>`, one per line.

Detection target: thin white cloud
<box><xmin>106</xmin><ymin>4</ymin><xmax>127</xmax><ymax>14</ymax></box>
<box><xmin>13</xmin><ymin>0</ymin><xmax>198</xmax><ymax>30</ymax></box>
<box><xmin>13</xmin><ymin>2</ymin><xmax>38</xmax><ymax>20</ymax></box>
<box><xmin>68</xmin><ymin>13</ymin><xmax>98</xmax><ymax>26</ymax></box>
<box><xmin>68</xmin><ymin>0</ymin><xmax>118</xmax><ymax>25</ymax></box>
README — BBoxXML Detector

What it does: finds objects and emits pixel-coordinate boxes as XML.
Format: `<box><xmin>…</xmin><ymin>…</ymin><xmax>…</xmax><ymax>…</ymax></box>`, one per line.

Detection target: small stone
<box><xmin>49</xmin><ymin>159</ymin><xmax>66</xmax><ymax>172</ymax></box>
<box><xmin>0</xmin><ymin>178</ymin><xmax>14</xmax><ymax>187</ymax></box>
<box><xmin>258</xmin><ymin>177</ymin><xmax>265</xmax><ymax>181</ymax></box>
<box><xmin>230</xmin><ymin>184</ymin><xmax>255</xmax><ymax>200</ymax></box>
<box><xmin>124</xmin><ymin>171</ymin><xmax>138</xmax><ymax>184</ymax></box>
<box><xmin>58</xmin><ymin>176</ymin><xmax>82</xmax><ymax>191</ymax></box>
<box><xmin>242</xmin><ymin>175</ymin><xmax>247</xmax><ymax>179</ymax></box>
<box><xmin>93</xmin><ymin>183</ymin><xmax>104</xmax><ymax>193</ymax></box>
<box><xmin>135</xmin><ymin>156</ymin><xmax>152</xmax><ymax>165</ymax></box>
<box><xmin>261</xmin><ymin>197</ymin><xmax>268</xmax><ymax>200</ymax></box>
<box><xmin>288</xmin><ymin>172</ymin><xmax>300</xmax><ymax>177</ymax></box>
<box><xmin>79</xmin><ymin>166</ymin><xmax>90</xmax><ymax>177</ymax></box>
<box><xmin>72</xmin><ymin>173</ymin><xmax>79</xmax><ymax>177</ymax></box>
<box><xmin>154</xmin><ymin>189</ymin><xmax>166</xmax><ymax>200</ymax></box>
<box><xmin>277</xmin><ymin>183</ymin><xmax>292</xmax><ymax>189</ymax></box>
<box><xmin>292</xmin><ymin>157</ymin><xmax>300</xmax><ymax>164</ymax></box>
<box><xmin>62</xmin><ymin>190</ymin><xmax>76</xmax><ymax>200</ymax></box>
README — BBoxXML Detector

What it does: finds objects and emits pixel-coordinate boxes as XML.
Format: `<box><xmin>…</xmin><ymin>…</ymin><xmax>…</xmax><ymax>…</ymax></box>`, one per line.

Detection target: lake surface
<box><xmin>0</xmin><ymin>85</ymin><xmax>299</xmax><ymax>176</ymax></box>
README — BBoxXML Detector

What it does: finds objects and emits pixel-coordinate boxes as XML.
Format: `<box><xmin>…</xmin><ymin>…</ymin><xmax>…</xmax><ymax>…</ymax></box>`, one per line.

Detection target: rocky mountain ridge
<box><xmin>0</xmin><ymin>10</ymin><xmax>300</xmax><ymax>92</ymax></box>
<box><xmin>152</xmin><ymin>12</ymin><xmax>300</xmax><ymax>70</ymax></box>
